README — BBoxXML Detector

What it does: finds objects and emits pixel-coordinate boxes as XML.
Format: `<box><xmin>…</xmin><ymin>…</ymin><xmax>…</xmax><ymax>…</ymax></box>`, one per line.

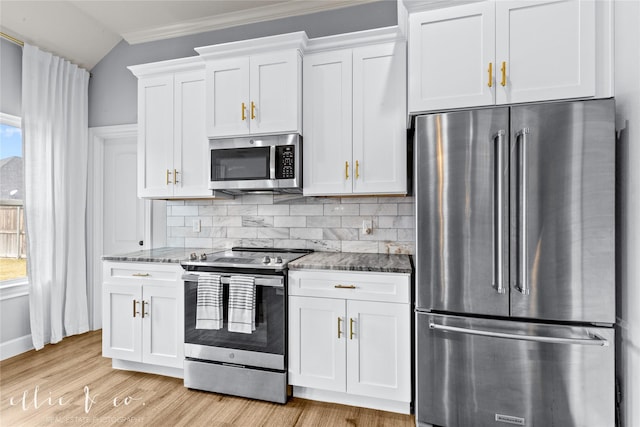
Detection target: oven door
<box><xmin>183</xmin><ymin>273</ymin><xmax>286</xmax><ymax>371</ymax></box>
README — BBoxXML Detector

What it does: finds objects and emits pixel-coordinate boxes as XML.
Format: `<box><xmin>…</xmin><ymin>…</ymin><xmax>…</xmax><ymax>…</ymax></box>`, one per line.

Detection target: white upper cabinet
<box><xmin>352</xmin><ymin>42</ymin><xmax>407</xmax><ymax>195</ymax></box>
<box><xmin>130</xmin><ymin>59</ymin><xmax>210</xmax><ymax>199</ymax></box>
<box><xmin>495</xmin><ymin>0</ymin><xmax>595</xmax><ymax>104</ymax></box>
<box><xmin>408</xmin><ymin>0</ymin><xmax>611</xmax><ymax>113</ymax></box>
<box><xmin>196</xmin><ymin>33</ymin><xmax>307</xmax><ymax>138</ymax></box>
<box><xmin>205</xmin><ymin>57</ymin><xmax>250</xmax><ymax>137</ymax></box>
<box><xmin>303</xmin><ymin>28</ymin><xmax>407</xmax><ymax>197</ymax></box>
<box><xmin>303</xmin><ymin>50</ymin><xmax>353</xmax><ymax>195</ymax></box>
<box><xmin>137</xmin><ymin>74</ymin><xmax>174</xmax><ymax>198</ymax></box>
<box><xmin>408</xmin><ymin>2</ymin><xmax>495</xmax><ymax>111</ymax></box>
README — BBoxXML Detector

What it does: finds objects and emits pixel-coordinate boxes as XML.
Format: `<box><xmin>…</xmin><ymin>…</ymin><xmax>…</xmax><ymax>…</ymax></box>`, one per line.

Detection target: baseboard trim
<box><xmin>111</xmin><ymin>358</ymin><xmax>184</xmax><ymax>379</ymax></box>
<box><xmin>292</xmin><ymin>386</ymin><xmax>411</xmax><ymax>414</ymax></box>
<box><xmin>0</xmin><ymin>334</ymin><xmax>34</xmax><ymax>361</ymax></box>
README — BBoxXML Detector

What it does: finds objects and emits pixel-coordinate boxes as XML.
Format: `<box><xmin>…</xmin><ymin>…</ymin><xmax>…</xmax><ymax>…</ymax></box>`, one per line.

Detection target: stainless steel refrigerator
<box><xmin>414</xmin><ymin>98</ymin><xmax>616</xmax><ymax>427</ymax></box>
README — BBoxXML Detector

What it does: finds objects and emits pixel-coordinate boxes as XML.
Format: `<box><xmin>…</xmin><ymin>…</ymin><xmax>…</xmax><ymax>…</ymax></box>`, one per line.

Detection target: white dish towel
<box><xmin>196</xmin><ymin>274</ymin><xmax>223</xmax><ymax>330</ymax></box>
<box><xmin>228</xmin><ymin>275</ymin><xmax>256</xmax><ymax>334</ymax></box>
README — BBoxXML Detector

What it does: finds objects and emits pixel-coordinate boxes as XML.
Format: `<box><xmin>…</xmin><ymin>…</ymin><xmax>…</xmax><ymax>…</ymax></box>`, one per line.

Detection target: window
<box><xmin>0</xmin><ymin>113</ymin><xmax>26</xmax><ymax>283</ymax></box>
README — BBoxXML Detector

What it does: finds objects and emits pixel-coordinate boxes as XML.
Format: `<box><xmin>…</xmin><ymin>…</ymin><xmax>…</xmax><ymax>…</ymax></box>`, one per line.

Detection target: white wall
<box><xmin>614</xmin><ymin>1</ymin><xmax>640</xmax><ymax>426</ymax></box>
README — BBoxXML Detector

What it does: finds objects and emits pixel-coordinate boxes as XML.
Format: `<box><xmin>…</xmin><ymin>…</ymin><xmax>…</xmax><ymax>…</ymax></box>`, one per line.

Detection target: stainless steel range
<box><xmin>180</xmin><ymin>247</ymin><xmax>311</xmax><ymax>403</ymax></box>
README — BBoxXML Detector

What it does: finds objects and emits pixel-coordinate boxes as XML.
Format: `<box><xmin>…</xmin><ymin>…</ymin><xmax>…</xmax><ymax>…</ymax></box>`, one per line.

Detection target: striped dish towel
<box><xmin>196</xmin><ymin>274</ymin><xmax>223</xmax><ymax>330</ymax></box>
<box><xmin>228</xmin><ymin>275</ymin><xmax>256</xmax><ymax>334</ymax></box>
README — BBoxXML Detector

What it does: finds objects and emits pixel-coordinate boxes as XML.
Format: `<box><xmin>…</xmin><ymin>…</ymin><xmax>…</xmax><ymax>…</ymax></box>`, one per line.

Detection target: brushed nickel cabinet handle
<box><xmin>141</xmin><ymin>301</ymin><xmax>149</xmax><ymax>318</ymax></box>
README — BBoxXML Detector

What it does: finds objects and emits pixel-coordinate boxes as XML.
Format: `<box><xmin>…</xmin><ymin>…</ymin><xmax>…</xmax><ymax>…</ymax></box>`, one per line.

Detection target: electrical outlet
<box><xmin>362</xmin><ymin>220</ymin><xmax>372</xmax><ymax>235</ymax></box>
<box><xmin>192</xmin><ymin>219</ymin><xmax>201</xmax><ymax>233</ymax></box>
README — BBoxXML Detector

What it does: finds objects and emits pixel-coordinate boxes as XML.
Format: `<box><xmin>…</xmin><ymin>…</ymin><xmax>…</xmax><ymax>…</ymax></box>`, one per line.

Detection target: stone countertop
<box><xmin>102</xmin><ymin>247</ymin><xmax>212</xmax><ymax>263</ymax></box>
<box><xmin>288</xmin><ymin>252</ymin><xmax>413</xmax><ymax>274</ymax></box>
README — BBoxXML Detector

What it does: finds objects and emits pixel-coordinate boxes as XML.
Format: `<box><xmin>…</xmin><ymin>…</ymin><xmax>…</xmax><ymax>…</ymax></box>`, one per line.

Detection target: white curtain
<box><xmin>22</xmin><ymin>43</ymin><xmax>90</xmax><ymax>350</ymax></box>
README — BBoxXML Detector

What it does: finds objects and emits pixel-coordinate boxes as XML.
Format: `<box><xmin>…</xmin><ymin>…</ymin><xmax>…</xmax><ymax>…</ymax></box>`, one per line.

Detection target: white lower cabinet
<box><xmin>288</xmin><ymin>270</ymin><xmax>411</xmax><ymax>413</ymax></box>
<box><xmin>102</xmin><ymin>262</ymin><xmax>184</xmax><ymax>374</ymax></box>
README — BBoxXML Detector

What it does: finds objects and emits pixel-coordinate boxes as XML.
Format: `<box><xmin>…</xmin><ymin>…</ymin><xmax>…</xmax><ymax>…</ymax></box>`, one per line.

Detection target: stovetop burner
<box><xmin>181</xmin><ymin>246</ymin><xmax>313</xmax><ymax>271</ymax></box>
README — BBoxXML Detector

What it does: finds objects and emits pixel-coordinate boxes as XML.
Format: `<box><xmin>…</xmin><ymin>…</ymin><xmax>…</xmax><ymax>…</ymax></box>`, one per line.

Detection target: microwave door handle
<box><xmin>270</xmin><ymin>145</ymin><xmax>276</xmax><ymax>180</ymax></box>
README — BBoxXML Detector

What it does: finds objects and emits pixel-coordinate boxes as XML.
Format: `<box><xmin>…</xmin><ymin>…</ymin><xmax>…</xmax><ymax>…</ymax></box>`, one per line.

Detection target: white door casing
<box><xmin>89</xmin><ymin>124</ymin><xmax>154</xmax><ymax>330</ymax></box>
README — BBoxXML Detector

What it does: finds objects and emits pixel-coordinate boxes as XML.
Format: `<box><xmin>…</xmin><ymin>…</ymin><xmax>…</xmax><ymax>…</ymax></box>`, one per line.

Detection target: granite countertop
<box><xmin>288</xmin><ymin>252</ymin><xmax>413</xmax><ymax>274</ymax></box>
<box><xmin>102</xmin><ymin>247</ymin><xmax>211</xmax><ymax>263</ymax></box>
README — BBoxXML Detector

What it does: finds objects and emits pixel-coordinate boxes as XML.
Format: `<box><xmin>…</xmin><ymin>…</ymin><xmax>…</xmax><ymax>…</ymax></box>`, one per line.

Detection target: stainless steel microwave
<box><xmin>209</xmin><ymin>133</ymin><xmax>301</xmax><ymax>193</ymax></box>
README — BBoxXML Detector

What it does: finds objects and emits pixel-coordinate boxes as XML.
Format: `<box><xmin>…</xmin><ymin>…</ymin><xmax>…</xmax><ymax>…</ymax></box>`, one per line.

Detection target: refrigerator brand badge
<box><xmin>495</xmin><ymin>414</ymin><xmax>525</xmax><ymax>425</ymax></box>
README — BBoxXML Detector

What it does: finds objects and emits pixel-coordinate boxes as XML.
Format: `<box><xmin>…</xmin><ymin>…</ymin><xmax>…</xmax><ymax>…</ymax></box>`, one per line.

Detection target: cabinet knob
<box><xmin>138</xmin><ymin>240</ymin><xmax>144</xmax><ymax>246</ymax></box>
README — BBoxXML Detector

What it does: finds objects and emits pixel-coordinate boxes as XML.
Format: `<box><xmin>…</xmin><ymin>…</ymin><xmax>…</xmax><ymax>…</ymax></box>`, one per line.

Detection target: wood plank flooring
<box><xmin>0</xmin><ymin>331</ymin><xmax>415</xmax><ymax>426</ymax></box>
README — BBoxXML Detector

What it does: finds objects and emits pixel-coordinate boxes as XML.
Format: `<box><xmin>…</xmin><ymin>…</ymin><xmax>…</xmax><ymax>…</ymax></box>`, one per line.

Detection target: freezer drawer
<box><xmin>416</xmin><ymin>313</ymin><xmax>614</xmax><ymax>427</ymax></box>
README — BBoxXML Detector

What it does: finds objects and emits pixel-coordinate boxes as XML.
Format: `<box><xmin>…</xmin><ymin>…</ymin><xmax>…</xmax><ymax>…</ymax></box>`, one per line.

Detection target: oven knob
<box><xmin>262</xmin><ymin>256</ymin><xmax>271</xmax><ymax>264</ymax></box>
<box><xmin>199</xmin><ymin>253</ymin><xmax>207</xmax><ymax>260</ymax></box>
<box><xmin>274</xmin><ymin>256</ymin><xmax>283</xmax><ymax>264</ymax></box>
<box><xmin>189</xmin><ymin>252</ymin><xmax>197</xmax><ymax>261</ymax></box>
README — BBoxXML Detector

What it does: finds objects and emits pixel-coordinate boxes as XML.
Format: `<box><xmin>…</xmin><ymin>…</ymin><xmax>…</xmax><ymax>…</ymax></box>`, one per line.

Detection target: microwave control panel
<box><xmin>275</xmin><ymin>145</ymin><xmax>295</xmax><ymax>179</ymax></box>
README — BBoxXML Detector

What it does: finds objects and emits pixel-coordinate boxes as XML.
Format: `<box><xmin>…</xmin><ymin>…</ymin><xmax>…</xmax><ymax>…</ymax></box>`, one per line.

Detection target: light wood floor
<box><xmin>0</xmin><ymin>331</ymin><xmax>415</xmax><ymax>426</ymax></box>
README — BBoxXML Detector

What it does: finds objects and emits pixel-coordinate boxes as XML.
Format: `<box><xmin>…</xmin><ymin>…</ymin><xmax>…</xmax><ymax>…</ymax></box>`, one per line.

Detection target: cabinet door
<box><xmin>206</xmin><ymin>57</ymin><xmax>250</xmax><ymax>137</ymax></box>
<box><xmin>302</xmin><ymin>50</ymin><xmax>353</xmax><ymax>196</ymax></box>
<box><xmin>173</xmin><ymin>70</ymin><xmax>210</xmax><ymax>197</ymax></box>
<box><xmin>249</xmin><ymin>51</ymin><xmax>302</xmax><ymax>135</ymax></box>
<box><xmin>496</xmin><ymin>0</ymin><xmax>595</xmax><ymax>104</ymax></box>
<box><xmin>346</xmin><ymin>300</ymin><xmax>411</xmax><ymax>402</ymax></box>
<box><xmin>353</xmin><ymin>42</ymin><xmax>407</xmax><ymax>195</ymax></box>
<box><xmin>288</xmin><ymin>296</ymin><xmax>346</xmax><ymax>392</ymax></box>
<box><xmin>408</xmin><ymin>2</ymin><xmax>495</xmax><ymax>113</ymax></box>
<box><xmin>102</xmin><ymin>283</ymin><xmax>143</xmax><ymax>362</ymax></box>
<box><xmin>138</xmin><ymin>75</ymin><xmax>174</xmax><ymax>197</ymax></box>
<box><xmin>141</xmin><ymin>284</ymin><xmax>184</xmax><ymax>368</ymax></box>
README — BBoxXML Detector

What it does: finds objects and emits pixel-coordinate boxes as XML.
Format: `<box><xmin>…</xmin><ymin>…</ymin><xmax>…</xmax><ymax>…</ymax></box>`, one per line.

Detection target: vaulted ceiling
<box><xmin>0</xmin><ymin>0</ymin><xmax>377</xmax><ymax>70</ymax></box>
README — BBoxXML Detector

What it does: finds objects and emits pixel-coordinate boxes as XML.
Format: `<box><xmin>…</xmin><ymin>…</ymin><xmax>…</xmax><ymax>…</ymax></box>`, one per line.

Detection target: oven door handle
<box><xmin>182</xmin><ymin>273</ymin><xmax>284</xmax><ymax>288</ymax></box>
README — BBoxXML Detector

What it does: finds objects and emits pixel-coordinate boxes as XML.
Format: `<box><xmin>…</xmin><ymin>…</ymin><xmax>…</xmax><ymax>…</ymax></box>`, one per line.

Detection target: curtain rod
<box><xmin>1</xmin><ymin>32</ymin><xmax>24</xmax><ymax>47</ymax></box>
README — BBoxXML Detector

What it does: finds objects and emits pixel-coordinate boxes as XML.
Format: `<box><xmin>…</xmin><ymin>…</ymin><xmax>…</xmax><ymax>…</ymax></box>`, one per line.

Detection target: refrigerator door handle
<box><xmin>429</xmin><ymin>322</ymin><xmax>609</xmax><ymax>347</ymax></box>
<box><xmin>516</xmin><ymin>128</ymin><xmax>531</xmax><ymax>295</ymax></box>
<box><xmin>493</xmin><ymin>130</ymin><xmax>506</xmax><ymax>294</ymax></box>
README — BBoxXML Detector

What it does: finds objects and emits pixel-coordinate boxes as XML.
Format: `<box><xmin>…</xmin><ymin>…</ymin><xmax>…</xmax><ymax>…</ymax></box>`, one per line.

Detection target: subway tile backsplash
<box><xmin>166</xmin><ymin>195</ymin><xmax>415</xmax><ymax>254</ymax></box>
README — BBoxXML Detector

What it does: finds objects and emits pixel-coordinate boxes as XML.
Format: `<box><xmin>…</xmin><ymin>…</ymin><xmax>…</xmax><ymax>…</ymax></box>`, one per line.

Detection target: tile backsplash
<box><xmin>166</xmin><ymin>194</ymin><xmax>415</xmax><ymax>254</ymax></box>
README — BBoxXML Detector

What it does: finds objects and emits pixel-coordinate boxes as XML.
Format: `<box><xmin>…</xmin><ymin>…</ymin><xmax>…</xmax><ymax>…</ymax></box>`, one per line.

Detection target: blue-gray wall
<box><xmin>0</xmin><ymin>38</ymin><xmax>22</xmax><ymax>116</ymax></box>
<box><xmin>88</xmin><ymin>1</ymin><xmax>396</xmax><ymax>127</ymax></box>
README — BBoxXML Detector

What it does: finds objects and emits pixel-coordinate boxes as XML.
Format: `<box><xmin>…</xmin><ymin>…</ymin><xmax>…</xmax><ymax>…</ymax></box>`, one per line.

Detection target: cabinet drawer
<box><xmin>288</xmin><ymin>270</ymin><xmax>410</xmax><ymax>304</ymax></box>
<box><xmin>103</xmin><ymin>262</ymin><xmax>182</xmax><ymax>285</ymax></box>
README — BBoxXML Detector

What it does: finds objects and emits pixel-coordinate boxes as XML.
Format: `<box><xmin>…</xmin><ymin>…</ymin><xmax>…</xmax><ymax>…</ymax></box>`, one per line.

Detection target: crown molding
<box><xmin>128</xmin><ymin>55</ymin><xmax>204</xmax><ymax>78</ymax></box>
<box><xmin>122</xmin><ymin>0</ymin><xmax>378</xmax><ymax>45</ymax></box>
